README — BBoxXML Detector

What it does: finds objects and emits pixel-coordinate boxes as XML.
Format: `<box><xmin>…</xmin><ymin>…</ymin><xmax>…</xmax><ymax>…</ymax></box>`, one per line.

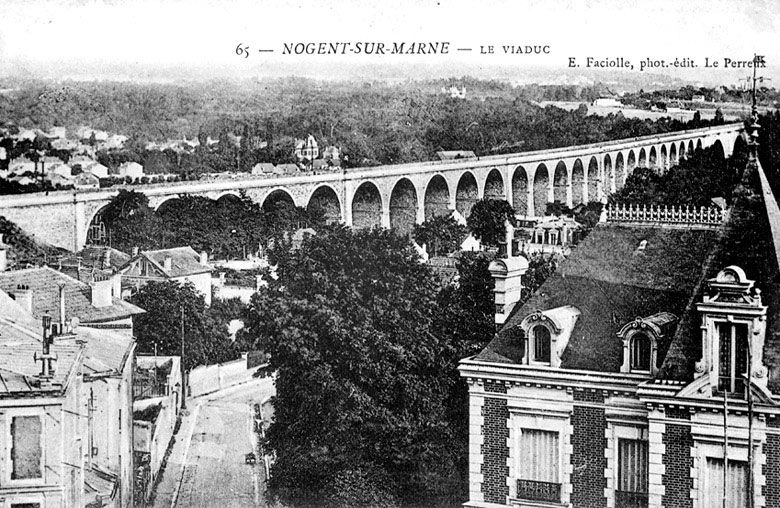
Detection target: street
<box><xmin>152</xmin><ymin>377</ymin><xmax>275</xmax><ymax>508</ymax></box>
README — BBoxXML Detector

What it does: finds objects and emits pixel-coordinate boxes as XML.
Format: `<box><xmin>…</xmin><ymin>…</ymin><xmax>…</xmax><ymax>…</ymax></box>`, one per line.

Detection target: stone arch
<box><xmin>533</xmin><ymin>164</ymin><xmax>550</xmax><ymax>216</ymax></box>
<box><xmin>553</xmin><ymin>161</ymin><xmax>568</xmax><ymax>204</ymax></box>
<box><xmin>86</xmin><ymin>203</ymin><xmax>111</xmax><ymax>246</ymax></box>
<box><xmin>696</xmin><ymin>139</ymin><xmax>703</xmax><ymax>152</ymax></box>
<box><xmin>649</xmin><ymin>146</ymin><xmax>658</xmax><ymax>169</ymax></box>
<box><xmin>571</xmin><ymin>159</ymin><xmax>585</xmax><ymax>204</ymax></box>
<box><xmin>262</xmin><ymin>189</ymin><xmax>295</xmax><ymax>214</ymax></box>
<box><xmin>389</xmin><ymin>178</ymin><xmax>418</xmax><ymax>234</ymax></box>
<box><xmin>711</xmin><ymin>139</ymin><xmax>725</xmax><ymax>163</ymax></box>
<box><xmin>424</xmin><ymin>174</ymin><xmax>450</xmax><ymax>220</ymax></box>
<box><xmin>615</xmin><ymin>153</ymin><xmax>625</xmax><ymax>189</ymax></box>
<box><xmin>511</xmin><ymin>166</ymin><xmax>529</xmax><ymax>215</ymax></box>
<box><xmin>679</xmin><ymin>142</ymin><xmax>686</xmax><ymax>161</ymax></box>
<box><xmin>307</xmin><ymin>185</ymin><xmax>342</xmax><ymax>225</ymax></box>
<box><xmin>669</xmin><ymin>143</ymin><xmax>677</xmax><ymax>168</ymax></box>
<box><xmin>627</xmin><ymin>150</ymin><xmax>636</xmax><ymax>176</ymax></box>
<box><xmin>733</xmin><ymin>135</ymin><xmax>748</xmax><ymax>162</ymax></box>
<box><xmin>215</xmin><ymin>192</ymin><xmax>242</xmax><ymax>206</ymax></box>
<box><xmin>587</xmin><ymin>157</ymin><xmax>598</xmax><ymax>202</ymax></box>
<box><xmin>484</xmin><ymin>168</ymin><xmax>505</xmax><ymax>201</ymax></box>
<box><xmin>456</xmin><ymin>172</ymin><xmax>479</xmax><ymax>218</ymax></box>
<box><xmin>660</xmin><ymin>145</ymin><xmax>668</xmax><ymax>172</ymax></box>
<box><xmin>604</xmin><ymin>154</ymin><xmax>614</xmax><ymax>193</ymax></box>
<box><xmin>688</xmin><ymin>140</ymin><xmax>694</xmax><ymax>155</ymax></box>
<box><xmin>352</xmin><ymin>182</ymin><xmax>383</xmax><ymax>229</ymax></box>
<box><xmin>155</xmin><ymin>196</ymin><xmax>183</xmax><ymax>214</ymax></box>
<box><xmin>638</xmin><ymin>148</ymin><xmax>647</xmax><ymax>168</ymax></box>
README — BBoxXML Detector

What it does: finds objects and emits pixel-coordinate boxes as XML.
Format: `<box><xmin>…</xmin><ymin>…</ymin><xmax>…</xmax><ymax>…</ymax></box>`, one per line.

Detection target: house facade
<box><xmin>119</xmin><ymin>246</ymin><xmax>213</xmax><ymax>305</ymax></box>
<box><xmin>460</xmin><ymin>161</ymin><xmax>780</xmax><ymax>508</ymax></box>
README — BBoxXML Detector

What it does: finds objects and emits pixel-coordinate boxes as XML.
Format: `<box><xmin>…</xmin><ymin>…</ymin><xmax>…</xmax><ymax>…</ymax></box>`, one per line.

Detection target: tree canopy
<box><xmin>239</xmin><ymin>226</ymin><xmax>466</xmax><ymax>506</ymax></box>
<box><xmin>466</xmin><ymin>199</ymin><xmax>516</xmax><ymax>247</ymax></box>
<box><xmin>412</xmin><ymin>215</ymin><xmax>468</xmax><ymax>257</ymax></box>
<box><xmin>129</xmin><ymin>280</ymin><xmax>240</xmax><ymax>370</ymax></box>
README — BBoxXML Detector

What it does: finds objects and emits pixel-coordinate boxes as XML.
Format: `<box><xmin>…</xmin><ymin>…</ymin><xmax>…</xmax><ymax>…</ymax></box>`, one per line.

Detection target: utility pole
<box><xmin>180</xmin><ymin>304</ymin><xmax>186</xmax><ymax>410</ymax></box>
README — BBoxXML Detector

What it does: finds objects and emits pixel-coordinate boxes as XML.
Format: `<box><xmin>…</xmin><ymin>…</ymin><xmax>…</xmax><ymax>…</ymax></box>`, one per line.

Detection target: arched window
<box><xmin>630</xmin><ymin>333</ymin><xmax>651</xmax><ymax>371</ymax></box>
<box><xmin>533</xmin><ymin>326</ymin><xmax>551</xmax><ymax>363</ymax></box>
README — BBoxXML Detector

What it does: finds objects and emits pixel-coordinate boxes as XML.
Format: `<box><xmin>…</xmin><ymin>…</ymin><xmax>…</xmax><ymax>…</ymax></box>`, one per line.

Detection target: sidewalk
<box><xmin>149</xmin><ymin>401</ymin><xmax>202</xmax><ymax>508</ymax></box>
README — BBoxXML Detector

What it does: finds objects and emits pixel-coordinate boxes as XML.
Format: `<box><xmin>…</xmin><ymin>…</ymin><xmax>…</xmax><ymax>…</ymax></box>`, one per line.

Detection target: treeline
<box><xmin>0</xmin><ymin>79</ymin><xmax>718</xmax><ymax>176</ymax></box>
<box><xmin>98</xmin><ymin>189</ymin><xmax>323</xmax><ymax>259</ymax></box>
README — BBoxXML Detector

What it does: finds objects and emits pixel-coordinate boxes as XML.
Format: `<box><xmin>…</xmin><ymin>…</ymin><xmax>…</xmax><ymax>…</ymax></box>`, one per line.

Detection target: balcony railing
<box><xmin>516</xmin><ymin>479</ymin><xmax>561</xmax><ymax>503</ymax></box>
<box><xmin>615</xmin><ymin>490</ymin><xmax>648</xmax><ymax>508</ymax></box>
<box><xmin>606</xmin><ymin>203</ymin><xmax>725</xmax><ymax>226</ymax></box>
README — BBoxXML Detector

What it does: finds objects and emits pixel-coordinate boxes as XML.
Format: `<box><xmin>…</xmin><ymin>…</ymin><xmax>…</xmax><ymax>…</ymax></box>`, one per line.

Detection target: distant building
<box><xmin>84</xmin><ymin>162</ymin><xmax>109</xmax><ymax>179</ymax></box>
<box><xmin>116</xmin><ymin>161</ymin><xmax>144</xmax><ymax>179</ymax></box>
<box><xmin>119</xmin><ymin>246</ymin><xmax>213</xmax><ymax>305</ymax></box>
<box><xmin>443</xmin><ymin>85</ymin><xmax>467</xmax><ymax>99</ymax></box>
<box><xmin>692</xmin><ymin>94</ymin><xmax>706</xmax><ymax>102</ymax></box>
<box><xmin>45</xmin><ymin>171</ymin><xmax>74</xmax><ymax>188</ymax></box>
<box><xmin>294</xmin><ymin>135</ymin><xmax>319</xmax><ymax>161</ymax></box>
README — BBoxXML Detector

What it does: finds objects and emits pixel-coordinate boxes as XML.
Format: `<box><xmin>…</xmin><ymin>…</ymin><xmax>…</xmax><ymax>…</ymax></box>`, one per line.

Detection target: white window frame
<box><xmin>3</xmin><ymin>493</ymin><xmax>45</xmax><ymax>508</ymax></box>
<box><xmin>605</xmin><ymin>423</ymin><xmax>649</xmax><ymax>508</ymax></box>
<box><xmin>691</xmin><ymin>440</ymin><xmax>764</xmax><ymax>508</ymax></box>
<box><xmin>3</xmin><ymin>408</ymin><xmax>46</xmax><ymax>487</ymax></box>
<box><xmin>508</xmin><ymin>410</ymin><xmax>573</xmax><ymax>507</ymax></box>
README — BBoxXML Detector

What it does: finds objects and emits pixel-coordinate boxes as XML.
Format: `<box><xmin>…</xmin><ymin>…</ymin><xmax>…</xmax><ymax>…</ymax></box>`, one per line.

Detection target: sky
<box><xmin>0</xmin><ymin>0</ymin><xmax>777</xmax><ymax>85</ymax></box>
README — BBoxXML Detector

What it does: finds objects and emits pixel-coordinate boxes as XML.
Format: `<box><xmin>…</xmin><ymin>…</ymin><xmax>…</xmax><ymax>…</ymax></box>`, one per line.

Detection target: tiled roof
<box><xmin>475</xmin><ymin>224</ymin><xmax>721</xmax><ymax>371</ymax></box>
<box><xmin>0</xmin><ymin>266</ymin><xmax>144</xmax><ymax>323</ymax></box>
<box><xmin>59</xmin><ymin>246</ymin><xmax>131</xmax><ymax>272</ymax></box>
<box><xmin>124</xmin><ymin>246</ymin><xmax>211</xmax><ymax>278</ymax></box>
<box><xmin>0</xmin><ymin>293</ymin><xmax>81</xmax><ymax>396</ymax></box>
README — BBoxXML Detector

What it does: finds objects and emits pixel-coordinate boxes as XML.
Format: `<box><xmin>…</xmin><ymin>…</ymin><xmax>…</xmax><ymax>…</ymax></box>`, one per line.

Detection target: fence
<box><xmin>606</xmin><ymin>203</ymin><xmax>725</xmax><ymax>226</ymax></box>
<box><xmin>188</xmin><ymin>355</ymin><xmax>266</xmax><ymax>397</ymax></box>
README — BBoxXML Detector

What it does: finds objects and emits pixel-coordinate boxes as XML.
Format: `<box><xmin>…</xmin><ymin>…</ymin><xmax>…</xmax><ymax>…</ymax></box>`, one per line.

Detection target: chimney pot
<box><xmin>14</xmin><ymin>287</ymin><xmax>34</xmax><ymax>313</ymax></box>
<box><xmin>90</xmin><ymin>276</ymin><xmax>113</xmax><ymax>308</ymax></box>
<box><xmin>200</xmin><ymin>251</ymin><xmax>208</xmax><ymax>265</ymax></box>
<box><xmin>164</xmin><ymin>256</ymin><xmax>172</xmax><ymax>271</ymax></box>
<box><xmin>132</xmin><ymin>246</ymin><xmax>139</xmax><ymax>256</ymax></box>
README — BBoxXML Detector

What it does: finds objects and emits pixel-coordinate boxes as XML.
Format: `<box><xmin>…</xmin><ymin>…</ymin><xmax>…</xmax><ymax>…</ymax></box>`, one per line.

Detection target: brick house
<box><xmin>459</xmin><ymin>159</ymin><xmax>780</xmax><ymax>508</ymax></box>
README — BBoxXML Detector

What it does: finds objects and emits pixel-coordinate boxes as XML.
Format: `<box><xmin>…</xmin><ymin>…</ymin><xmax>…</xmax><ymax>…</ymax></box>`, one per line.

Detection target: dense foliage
<box><xmin>129</xmin><ymin>281</ymin><xmax>240</xmax><ymax>370</ymax></box>
<box><xmin>0</xmin><ymin>79</ymin><xmax>713</xmax><ymax>179</ymax></box>
<box><xmin>96</xmin><ymin>189</ymin><xmax>322</xmax><ymax>258</ymax></box>
<box><xmin>466</xmin><ymin>199</ymin><xmax>516</xmax><ymax>247</ymax></box>
<box><xmin>239</xmin><ymin>226</ymin><xmax>473</xmax><ymax>507</ymax></box>
<box><xmin>609</xmin><ymin>143</ymin><xmax>746</xmax><ymax>206</ymax></box>
<box><xmin>412</xmin><ymin>215</ymin><xmax>468</xmax><ymax>256</ymax></box>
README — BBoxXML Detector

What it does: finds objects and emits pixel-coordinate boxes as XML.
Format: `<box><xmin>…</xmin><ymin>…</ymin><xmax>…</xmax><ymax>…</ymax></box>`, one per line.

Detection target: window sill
<box><xmin>509</xmin><ymin>498</ymin><xmax>566</xmax><ymax>508</ymax></box>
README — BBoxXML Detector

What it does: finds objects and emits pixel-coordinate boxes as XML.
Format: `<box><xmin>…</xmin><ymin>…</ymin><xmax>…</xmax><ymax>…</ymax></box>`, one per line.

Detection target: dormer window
<box><xmin>532</xmin><ymin>326</ymin><xmax>552</xmax><ymax>363</ymax></box>
<box><xmin>696</xmin><ymin>266</ymin><xmax>768</xmax><ymax>395</ymax></box>
<box><xmin>520</xmin><ymin>306</ymin><xmax>580</xmax><ymax>368</ymax></box>
<box><xmin>618</xmin><ymin>313</ymin><xmax>678</xmax><ymax>375</ymax></box>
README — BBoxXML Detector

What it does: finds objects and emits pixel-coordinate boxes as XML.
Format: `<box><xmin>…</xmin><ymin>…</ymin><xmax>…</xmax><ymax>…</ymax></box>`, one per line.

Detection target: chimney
<box><xmin>218</xmin><ymin>272</ymin><xmax>226</xmax><ymax>286</ymax></box>
<box><xmin>58</xmin><ymin>284</ymin><xmax>66</xmax><ymax>332</ymax></box>
<box><xmin>14</xmin><ymin>284</ymin><xmax>33</xmax><ymax>313</ymax></box>
<box><xmin>200</xmin><ymin>251</ymin><xmax>208</xmax><ymax>265</ymax></box>
<box><xmin>0</xmin><ymin>234</ymin><xmax>7</xmax><ymax>272</ymax></box>
<box><xmin>90</xmin><ymin>276</ymin><xmax>113</xmax><ymax>308</ymax></box>
<box><xmin>164</xmin><ymin>256</ymin><xmax>172</xmax><ymax>272</ymax></box>
<box><xmin>488</xmin><ymin>254</ymin><xmax>529</xmax><ymax>328</ymax></box>
<box><xmin>102</xmin><ymin>249</ymin><xmax>111</xmax><ymax>269</ymax></box>
<box><xmin>132</xmin><ymin>246</ymin><xmax>139</xmax><ymax>256</ymax></box>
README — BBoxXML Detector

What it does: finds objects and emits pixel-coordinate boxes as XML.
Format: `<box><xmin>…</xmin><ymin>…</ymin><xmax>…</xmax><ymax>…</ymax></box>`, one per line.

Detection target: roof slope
<box><xmin>123</xmin><ymin>246</ymin><xmax>210</xmax><ymax>278</ymax></box>
<box><xmin>475</xmin><ymin>224</ymin><xmax>721</xmax><ymax>371</ymax></box>
<box><xmin>0</xmin><ymin>266</ymin><xmax>144</xmax><ymax>323</ymax></box>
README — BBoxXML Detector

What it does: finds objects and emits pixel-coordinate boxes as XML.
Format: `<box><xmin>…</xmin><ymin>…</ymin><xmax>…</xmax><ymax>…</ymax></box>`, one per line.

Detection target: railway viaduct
<box><xmin>0</xmin><ymin>123</ymin><xmax>744</xmax><ymax>252</ymax></box>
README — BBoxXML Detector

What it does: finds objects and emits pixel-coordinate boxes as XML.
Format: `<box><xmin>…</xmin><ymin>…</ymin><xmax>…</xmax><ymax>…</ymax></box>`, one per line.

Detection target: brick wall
<box><xmin>764</xmin><ymin>418</ymin><xmax>780</xmax><ymax>505</ymax></box>
<box><xmin>481</xmin><ymin>382</ymin><xmax>509</xmax><ymax>504</ymax></box>
<box><xmin>662</xmin><ymin>423</ymin><xmax>693</xmax><ymax>508</ymax></box>
<box><xmin>571</xmin><ymin>390</ymin><xmax>606</xmax><ymax>508</ymax></box>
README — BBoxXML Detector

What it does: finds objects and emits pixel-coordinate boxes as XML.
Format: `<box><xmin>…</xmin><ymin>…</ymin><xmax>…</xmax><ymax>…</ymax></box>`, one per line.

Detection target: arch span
<box><xmin>389</xmin><ymin>178</ymin><xmax>418</xmax><ymax>234</ymax></box>
<box><xmin>456</xmin><ymin>172</ymin><xmax>479</xmax><ymax>218</ymax></box>
<box><xmin>553</xmin><ymin>162</ymin><xmax>568</xmax><ymax>204</ymax></box>
<box><xmin>424</xmin><ymin>174</ymin><xmax>450</xmax><ymax>220</ymax></box>
<box><xmin>352</xmin><ymin>182</ymin><xmax>382</xmax><ymax>228</ymax></box>
<box><xmin>484</xmin><ymin>168</ymin><xmax>505</xmax><ymax>201</ymax></box>
<box><xmin>604</xmin><ymin>154</ymin><xmax>613</xmax><ymax>193</ymax></box>
<box><xmin>660</xmin><ymin>145</ymin><xmax>667</xmax><ymax>171</ymax></box>
<box><xmin>638</xmin><ymin>148</ymin><xmax>647</xmax><ymax>168</ymax></box>
<box><xmin>262</xmin><ymin>189</ymin><xmax>295</xmax><ymax>214</ymax></box>
<box><xmin>669</xmin><ymin>144</ymin><xmax>677</xmax><ymax>168</ymax></box>
<box><xmin>649</xmin><ymin>146</ymin><xmax>658</xmax><ymax>170</ymax></box>
<box><xmin>533</xmin><ymin>164</ymin><xmax>550</xmax><ymax>216</ymax></box>
<box><xmin>307</xmin><ymin>185</ymin><xmax>342</xmax><ymax>224</ymax></box>
<box><xmin>615</xmin><ymin>153</ymin><xmax>625</xmax><ymax>189</ymax></box>
<box><xmin>511</xmin><ymin>167</ymin><xmax>529</xmax><ymax>215</ymax></box>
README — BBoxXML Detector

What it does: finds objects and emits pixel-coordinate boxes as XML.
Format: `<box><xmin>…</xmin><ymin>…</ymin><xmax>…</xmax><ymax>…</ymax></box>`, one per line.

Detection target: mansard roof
<box><xmin>474</xmin><ymin>224</ymin><xmax>721</xmax><ymax>372</ymax></box>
